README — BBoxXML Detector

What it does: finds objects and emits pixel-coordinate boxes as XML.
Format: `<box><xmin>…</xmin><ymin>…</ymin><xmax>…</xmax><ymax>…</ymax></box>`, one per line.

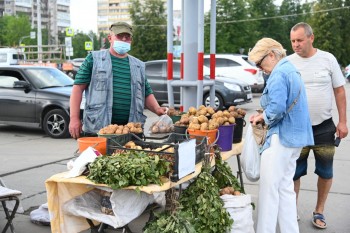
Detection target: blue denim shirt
<box><xmin>260</xmin><ymin>58</ymin><xmax>314</xmax><ymax>152</ymax></box>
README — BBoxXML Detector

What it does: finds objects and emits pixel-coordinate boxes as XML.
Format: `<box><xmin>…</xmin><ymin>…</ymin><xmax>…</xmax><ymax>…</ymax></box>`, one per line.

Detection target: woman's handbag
<box><xmin>251</xmin><ymin>123</ymin><xmax>268</xmax><ymax>146</ymax></box>
<box><xmin>252</xmin><ymin>85</ymin><xmax>302</xmax><ymax>146</ymax></box>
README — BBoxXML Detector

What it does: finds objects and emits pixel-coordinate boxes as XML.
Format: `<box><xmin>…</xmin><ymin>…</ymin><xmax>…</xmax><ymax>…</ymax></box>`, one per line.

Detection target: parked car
<box><xmin>64</xmin><ymin>58</ymin><xmax>85</xmax><ymax>79</ymax></box>
<box><xmin>145</xmin><ymin>60</ymin><xmax>252</xmax><ymax>110</ymax></box>
<box><xmin>344</xmin><ymin>64</ymin><xmax>350</xmax><ymax>81</ymax></box>
<box><xmin>0</xmin><ymin>66</ymin><xmax>84</xmax><ymax>138</ymax></box>
<box><xmin>204</xmin><ymin>54</ymin><xmax>265</xmax><ymax>93</ymax></box>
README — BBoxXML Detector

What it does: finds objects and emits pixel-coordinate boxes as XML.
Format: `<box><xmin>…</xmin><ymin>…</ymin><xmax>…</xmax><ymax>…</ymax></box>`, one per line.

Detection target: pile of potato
<box><xmin>98</xmin><ymin>122</ymin><xmax>143</xmax><ymax>135</ymax></box>
<box><xmin>219</xmin><ymin>186</ymin><xmax>241</xmax><ymax>196</ymax></box>
<box><xmin>173</xmin><ymin>105</ymin><xmax>246</xmax><ymax>131</ymax></box>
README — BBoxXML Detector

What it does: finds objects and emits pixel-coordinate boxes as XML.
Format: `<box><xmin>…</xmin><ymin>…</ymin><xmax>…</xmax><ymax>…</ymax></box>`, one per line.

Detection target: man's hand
<box><xmin>155</xmin><ymin>106</ymin><xmax>168</xmax><ymax>116</ymax></box>
<box><xmin>69</xmin><ymin>118</ymin><xmax>82</xmax><ymax>139</ymax></box>
<box><xmin>337</xmin><ymin>121</ymin><xmax>348</xmax><ymax>139</ymax></box>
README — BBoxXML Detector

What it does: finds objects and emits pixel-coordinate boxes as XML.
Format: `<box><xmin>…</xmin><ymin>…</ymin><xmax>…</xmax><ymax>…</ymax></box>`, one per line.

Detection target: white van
<box><xmin>0</xmin><ymin>48</ymin><xmax>26</xmax><ymax>66</ymax></box>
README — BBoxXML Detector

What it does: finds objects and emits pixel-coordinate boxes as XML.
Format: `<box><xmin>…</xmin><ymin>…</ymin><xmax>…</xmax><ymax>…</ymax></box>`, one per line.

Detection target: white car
<box><xmin>204</xmin><ymin>54</ymin><xmax>265</xmax><ymax>93</ymax></box>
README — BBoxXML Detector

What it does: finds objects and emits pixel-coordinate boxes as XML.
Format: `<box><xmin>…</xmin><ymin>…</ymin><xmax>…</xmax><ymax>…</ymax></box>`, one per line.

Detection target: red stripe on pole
<box><xmin>167</xmin><ymin>53</ymin><xmax>173</xmax><ymax>80</ymax></box>
<box><xmin>198</xmin><ymin>52</ymin><xmax>204</xmax><ymax>81</ymax></box>
<box><xmin>210</xmin><ymin>53</ymin><xmax>216</xmax><ymax>79</ymax></box>
<box><xmin>180</xmin><ymin>52</ymin><xmax>184</xmax><ymax>80</ymax></box>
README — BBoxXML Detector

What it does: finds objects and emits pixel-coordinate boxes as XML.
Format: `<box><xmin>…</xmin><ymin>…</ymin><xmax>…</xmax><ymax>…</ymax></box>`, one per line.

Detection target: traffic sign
<box><xmin>66</xmin><ymin>47</ymin><xmax>73</xmax><ymax>57</ymax></box>
<box><xmin>85</xmin><ymin>41</ymin><xmax>93</xmax><ymax>51</ymax></box>
<box><xmin>66</xmin><ymin>28</ymin><xmax>74</xmax><ymax>37</ymax></box>
<box><xmin>65</xmin><ymin>37</ymin><xmax>72</xmax><ymax>47</ymax></box>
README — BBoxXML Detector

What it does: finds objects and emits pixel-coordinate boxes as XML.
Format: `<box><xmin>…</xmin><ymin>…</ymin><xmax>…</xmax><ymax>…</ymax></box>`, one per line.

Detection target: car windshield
<box><xmin>25</xmin><ymin>67</ymin><xmax>74</xmax><ymax>89</ymax></box>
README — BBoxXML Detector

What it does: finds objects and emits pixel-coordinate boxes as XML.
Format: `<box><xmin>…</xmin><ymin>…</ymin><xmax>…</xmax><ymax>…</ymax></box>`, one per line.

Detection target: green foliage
<box><xmin>143</xmin><ymin>210</ymin><xmax>195</xmax><ymax>233</ymax></box>
<box><xmin>129</xmin><ymin>0</ymin><xmax>167</xmax><ymax>61</ymax></box>
<box><xmin>179</xmin><ymin>170</ymin><xmax>233</xmax><ymax>233</ymax></box>
<box><xmin>212</xmin><ymin>156</ymin><xmax>242</xmax><ymax>192</ymax></box>
<box><xmin>87</xmin><ymin>151</ymin><xmax>171</xmax><ymax>189</ymax></box>
<box><xmin>0</xmin><ymin>15</ymin><xmax>31</xmax><ymax>46</ymax></box>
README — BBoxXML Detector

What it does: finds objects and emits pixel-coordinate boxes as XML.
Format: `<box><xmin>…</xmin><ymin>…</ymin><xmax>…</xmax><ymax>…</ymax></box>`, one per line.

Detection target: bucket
<box><xmin>174</xmin><ymin>125</ymin><xmax>188</xmax><ymax>134</ymax></box>
<box><xmin>233</xmin><ymin>118</ymin><xmax>246</xmax><ymax>143</ymax></box>
<box><xmin>169</xmin><ymin>112</ymin><xmax>186</xmax><ymax>124</ymax></box>
<box><xmin>217</xmin><ymin>124</ymin><xmax>235</xmax><ymax>151</ymax></box>
<box><xmin>187</xmin><ymin>128</ymin><xmax>218</xmax><ymax>145</ymax></box>
<box><xmin>77</xmin><ymin>137</ymin><xmax>107</xmax><ymax>155</ymax></box>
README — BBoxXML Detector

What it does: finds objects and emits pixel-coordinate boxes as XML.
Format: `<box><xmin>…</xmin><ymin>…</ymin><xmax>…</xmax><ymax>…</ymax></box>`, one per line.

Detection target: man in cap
<box><xmin>69</xmin><ymin>22</ymin><xmax>167</xmax><ymax>138</ymax></box>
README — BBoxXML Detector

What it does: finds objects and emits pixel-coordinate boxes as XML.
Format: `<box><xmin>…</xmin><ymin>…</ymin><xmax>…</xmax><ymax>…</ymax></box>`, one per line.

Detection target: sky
<box><xmin>70</xmin><ymin>0</ymin><xmax>282</xmax><ymax>33</ymax></box>
<box><xmin>69</xmin><ymin>0</ymin><xmax>210</xmax><ymax>34</ymax></box>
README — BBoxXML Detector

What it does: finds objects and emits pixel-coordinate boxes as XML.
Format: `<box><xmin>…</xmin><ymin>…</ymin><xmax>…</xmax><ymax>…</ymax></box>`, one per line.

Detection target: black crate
<box><xmin>107</xmin><ymin>133</ymin><xmax>207</xmax><ymax>182</ymax></box>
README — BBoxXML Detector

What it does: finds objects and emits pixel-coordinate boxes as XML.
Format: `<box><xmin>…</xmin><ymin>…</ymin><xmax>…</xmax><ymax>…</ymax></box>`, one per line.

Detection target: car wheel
<box><xmin>203</xmin><ymin>93</ymin><xmax>224</xmax><ymax>110</ymax></box>
<box><xmin>43</xmin><ymin>109</ymin><xmax>70</xmax><ymax>139</ymax></box>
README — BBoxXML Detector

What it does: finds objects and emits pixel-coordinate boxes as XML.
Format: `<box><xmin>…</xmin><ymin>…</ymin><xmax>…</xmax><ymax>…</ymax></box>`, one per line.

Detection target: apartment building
<box><xmin>0</xmin><ymin>0</ymin><xmax>70</xmax><ymax>45</ymax></box>
<box><xmin>97</xmin><ymin>0</ymin><xmax>167</xmax><ymax>34</ymax></box>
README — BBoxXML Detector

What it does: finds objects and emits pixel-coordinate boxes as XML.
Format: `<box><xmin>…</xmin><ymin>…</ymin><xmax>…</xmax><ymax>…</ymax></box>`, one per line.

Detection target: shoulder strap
<box><xmin>287</xmin><ymin>85</ymin><xmax>301</xmax><ymax>113</ymax></box>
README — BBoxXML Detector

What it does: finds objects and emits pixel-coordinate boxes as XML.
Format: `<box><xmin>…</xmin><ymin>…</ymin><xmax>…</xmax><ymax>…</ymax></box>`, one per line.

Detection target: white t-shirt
<box><xmin>288</xmin><ymin>49</ymin><xmax>345</xmax><ymax>125</ymax></box>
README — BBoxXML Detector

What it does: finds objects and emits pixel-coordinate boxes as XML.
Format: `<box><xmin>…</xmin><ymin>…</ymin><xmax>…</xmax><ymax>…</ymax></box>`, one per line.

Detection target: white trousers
<box><xmin>256</xmin><ymin>134</ymin><xmax>301</xmax><ymax>233</ymax></box>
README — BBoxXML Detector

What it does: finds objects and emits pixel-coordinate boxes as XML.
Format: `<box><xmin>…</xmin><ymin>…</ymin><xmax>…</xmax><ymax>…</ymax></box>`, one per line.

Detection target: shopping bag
<box><xmin>251</xmin><ymin>122</ymin><xmax>268</xmax><ymax>146</ymax></box>
<box><xmin>241</xmin><ymin>124</ymin><xmax>261</xmax><ymax>182</ymax></box>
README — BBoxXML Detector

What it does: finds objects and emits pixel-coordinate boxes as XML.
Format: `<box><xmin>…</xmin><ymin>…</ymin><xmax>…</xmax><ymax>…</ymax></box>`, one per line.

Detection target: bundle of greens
<box><xmin>143</xmin><ymin>210</ymin><xmax>195</xmax><ymax>233</ymax></box>
<box><xmin>87</xmin><ymin>151</ymin><xmax>170</xmax><ymax>189</ymax></box>
<box><xmin>212</xmin><ymin>157</ymin><xmax>242</xmax><ymax>192</ymax></box>
<box><xmin>179</xmin><ymin>167</ymin><xmax>233</xmax><ymax>233</ymax></box>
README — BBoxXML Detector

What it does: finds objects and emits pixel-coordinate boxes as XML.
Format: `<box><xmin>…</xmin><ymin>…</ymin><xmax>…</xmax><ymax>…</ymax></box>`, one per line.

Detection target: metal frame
<box><xmin>0</xmin><ymin>180</ymin><xmax>21</xmax><ymax>233</ymax></box>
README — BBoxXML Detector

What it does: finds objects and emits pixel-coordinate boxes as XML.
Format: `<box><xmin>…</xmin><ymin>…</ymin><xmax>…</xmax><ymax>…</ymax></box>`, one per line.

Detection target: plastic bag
<box><xmin>221</xmin><ymin>194</ymin><xmax>255</xmax><ymax>233</ymax></box>
<box><xmin>149</xmin><ymin>114</ymin><xmax>174</xmax><ymax>134</ymax></box>
<box><xmin>241</xmin><ymin>124</ymin><xmax>261</xmax><ymax>182</ymax></box>
<box><xmin>30</xmin><ymin>203</ymin><xmax>50</xmax><ymax>226</ymax></box>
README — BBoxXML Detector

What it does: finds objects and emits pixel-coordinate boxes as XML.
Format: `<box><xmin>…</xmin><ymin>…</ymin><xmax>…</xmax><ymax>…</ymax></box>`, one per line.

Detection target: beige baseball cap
<box><xmin>110</xmin><ymin>22</ymin><xmax>133</xmax><ymax>36</ymax></box>
<box><xmin>248</xmin><ymin>38</ymin><xmax>285</xmax><ymax>63</ymax></box>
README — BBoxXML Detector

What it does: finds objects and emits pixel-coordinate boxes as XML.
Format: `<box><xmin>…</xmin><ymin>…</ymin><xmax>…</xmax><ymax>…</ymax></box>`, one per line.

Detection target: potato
<box><xmin>188</xmin><ymin>107</ymin><xmax>197</xmax><ymax>115</ymax></box>
<box><xmin>228</xmin><ymin>116</ymin><xmax>235</xmax><ymax>124</ymax></box>
<box><xmin>200</xmin><ymin>122</ymin><xmax>208</xmax><ymax>130</ymax></box>
<box><xmin>151</xmin><ymin>125</ymin><xmax>159</xmax><ymax>133</ymax></box>
<box><xmin>233</xmin><ymin>190</ymin><xmax>241</xmax><ymax>196</ymax></box>
<box><xmin>125</xmin><ymin>141</ymin><xmax>136</xmax><ymax>148</ymax></box>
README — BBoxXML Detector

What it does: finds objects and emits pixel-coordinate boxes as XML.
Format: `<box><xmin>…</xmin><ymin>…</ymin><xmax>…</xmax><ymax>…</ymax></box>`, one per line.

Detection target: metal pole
<box><xmin>183</xmin><ymin>0</ymin><xmax>198</xmax><ymax>111</ymax></box>
<box><xmin>37</xmin><ymin>0</ymin><xmax>42</xmax><ymax>62</ymax></box>
<box><xmin>209</xmin><ymin>0</ymin><xmax>217</xmax><ymax>107</ymax></box>
<box><xmin>166</xmin><ymin>0</ymin><xmax>174</xmax><ymax>108</ymax></box>
<box><xmin>197</xmin><ymin>0</ymin><xmax>204</xmax><ymax>108</ymax></box>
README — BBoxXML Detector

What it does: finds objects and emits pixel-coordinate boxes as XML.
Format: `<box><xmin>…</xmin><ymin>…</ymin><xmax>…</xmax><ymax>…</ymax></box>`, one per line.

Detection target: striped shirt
<box><xmin>74</xmin><ymin>52</ymin><xmax>153</xmax><ymax>125</ymax></box>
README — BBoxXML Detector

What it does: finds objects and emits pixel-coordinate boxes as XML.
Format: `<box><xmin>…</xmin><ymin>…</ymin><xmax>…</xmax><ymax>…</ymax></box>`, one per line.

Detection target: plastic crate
<box><xmin>107</xmin><ymin>133</ymin><xmax>207</xmax><ymax>182</ymax></box>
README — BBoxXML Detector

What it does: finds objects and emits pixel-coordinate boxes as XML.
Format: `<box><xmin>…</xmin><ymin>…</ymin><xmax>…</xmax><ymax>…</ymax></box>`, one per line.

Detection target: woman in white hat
<box><xmin>248</xmin><ymin>38</ymin><xmax>314</xmax><ymax>233</ymax></box>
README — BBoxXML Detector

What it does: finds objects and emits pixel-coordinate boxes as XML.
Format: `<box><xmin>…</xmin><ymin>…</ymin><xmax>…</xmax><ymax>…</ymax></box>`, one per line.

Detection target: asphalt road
<box><xmin>1</xmin><ymin>84</ymin><xmax>350</xmax><ymax>233</ymax></box>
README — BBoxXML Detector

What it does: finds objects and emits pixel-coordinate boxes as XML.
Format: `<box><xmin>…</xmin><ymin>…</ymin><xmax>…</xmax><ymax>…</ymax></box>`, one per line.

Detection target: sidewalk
<box><xmin>1</xmin><ymin>91</ymin><xmax>350</xmax><ymax>232</ymax></box>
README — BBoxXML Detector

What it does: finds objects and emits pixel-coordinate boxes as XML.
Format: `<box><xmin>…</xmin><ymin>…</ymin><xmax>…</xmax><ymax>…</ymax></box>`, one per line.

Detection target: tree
<box><xmin>129</xmin><ymin>0</ymin><xmax>167</xmax><ymax>61</ymax></box>
<box><xmin>308</xmin><ymin>0</ymin><xmax>345</xmax><ymax>65</ymax></box>
<box><xmin>0</xmin><ymin>15</ymin><xmax>32</xmax><ymax>46</ymax></box>
<box><xmin>278</xmin><ymin>0</ymin><xmax>311</xmax><ymax>54</ymax></box>
<box><xmin>72</xmin><ymin>31</ymin><xmax>93</xmax><ymax>58</ymax></box>
<box><xmin>204</xmin><ymin>0</ymin><xmax>253</xmax><ymax>54</ymax></box>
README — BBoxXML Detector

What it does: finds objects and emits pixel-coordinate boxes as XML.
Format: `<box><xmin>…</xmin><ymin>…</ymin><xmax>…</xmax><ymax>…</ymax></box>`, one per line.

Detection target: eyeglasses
<box><xmin>115</xmin><ymin>33</ymin><xmax>132</xmax><ymax>41</ymax></box>
<box><xmin>256</xmin><ymin>53</ymin><xmax>268</xmax><ymax>70</ymax></box>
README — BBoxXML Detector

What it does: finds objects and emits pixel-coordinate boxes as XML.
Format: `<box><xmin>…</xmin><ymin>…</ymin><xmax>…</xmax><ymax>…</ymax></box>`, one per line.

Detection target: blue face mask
<box><xmin>112</xmin><ymin>41</ymin><xmax>131</xmax><ymax>55</ymax></box>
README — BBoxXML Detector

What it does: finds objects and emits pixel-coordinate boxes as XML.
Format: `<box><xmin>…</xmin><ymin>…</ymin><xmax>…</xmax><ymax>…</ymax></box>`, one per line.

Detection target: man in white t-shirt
<box><xmin>288</xmin><ymin>22</ymin><xmax>348</xmax><ymax>229</ymax></box>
